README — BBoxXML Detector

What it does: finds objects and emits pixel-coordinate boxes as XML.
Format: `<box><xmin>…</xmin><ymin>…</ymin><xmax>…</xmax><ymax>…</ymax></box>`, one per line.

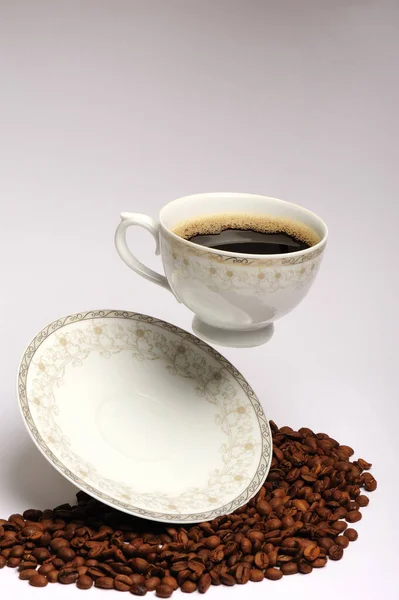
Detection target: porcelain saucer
<box><xmin>17</xmin><ymin>310</ymin><xmax>272</xmax><ymax>523</ymax></box>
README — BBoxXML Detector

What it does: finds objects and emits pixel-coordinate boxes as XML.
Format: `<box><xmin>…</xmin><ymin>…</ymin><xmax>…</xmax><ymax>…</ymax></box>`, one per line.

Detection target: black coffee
<box><xmin>173</xmin><ymin>214</ymin><xmax>320</xmax><ymax>255</ymax></box>
<box><xmin>188</xmin><ymin>229</ymin><xmax>310</xmax><ymax>254</ymax></box>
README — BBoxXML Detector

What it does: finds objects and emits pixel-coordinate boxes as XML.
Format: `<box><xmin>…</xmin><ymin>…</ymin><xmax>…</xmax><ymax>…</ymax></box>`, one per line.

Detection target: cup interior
<box><xmin>160</xmin><ymin>193</ymin><xmax>327</xmax><ymax>251</ymax></box>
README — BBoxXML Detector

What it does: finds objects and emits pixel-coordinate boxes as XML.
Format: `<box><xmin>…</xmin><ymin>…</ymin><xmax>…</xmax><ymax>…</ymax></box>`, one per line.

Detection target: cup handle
<box><xmin>115</xmin><ymin>212</ymin><xmax>172</xmax><ymax>293</ymax></box>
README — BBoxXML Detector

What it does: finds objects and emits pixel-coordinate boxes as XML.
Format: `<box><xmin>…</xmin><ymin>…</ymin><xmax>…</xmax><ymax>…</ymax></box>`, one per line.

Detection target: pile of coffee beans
<box><xmin>0</xmin><ymin>421</ymin><xmax>377</xmax><ymax>595</ymax></box>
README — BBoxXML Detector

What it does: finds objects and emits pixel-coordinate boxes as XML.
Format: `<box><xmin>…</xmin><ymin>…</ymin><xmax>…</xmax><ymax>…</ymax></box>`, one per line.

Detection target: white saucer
<box><xmin>17</xmin><ymin>310</ymin><xmax>272</xmax><ymax>523</ymax></box>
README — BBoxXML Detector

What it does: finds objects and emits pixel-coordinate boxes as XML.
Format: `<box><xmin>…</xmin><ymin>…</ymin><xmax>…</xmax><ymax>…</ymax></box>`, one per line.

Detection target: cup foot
<box><xmin>192</xmin><ymin>318</ymin><xmax>274</xmax><ymax>348</ymax></box>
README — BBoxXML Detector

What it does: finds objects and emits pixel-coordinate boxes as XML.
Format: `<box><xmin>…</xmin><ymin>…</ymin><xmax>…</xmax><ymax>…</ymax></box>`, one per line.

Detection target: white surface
<box><xmin>0</xmin><ymin>0</ymin><xmax>397</xmax><ymax>597</ymax></box>
<box><xmin>19</xmin><ymin>311</ymin><xmax>269</xmax><ymax>522</ymax></box>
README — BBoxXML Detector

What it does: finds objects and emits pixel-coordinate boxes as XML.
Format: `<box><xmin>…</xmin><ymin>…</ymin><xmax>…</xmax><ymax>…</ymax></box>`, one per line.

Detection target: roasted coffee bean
<box><xmin>357</xmin><ymin>495</ymin><xmax>369</xmax><ymax>507</ymax></box>
<box><xmin>198</xmin><ymin>572</ymin><xmax>211</xmax><ymax>593</ymax></box>
<box><xmin>181</xmin><ymin>580</ymin><xmax>197</xmax><ymax>593</ymax></box>
<box><xmin>162</xmin><ymin>576</ymin><xmax>178</xmax><ymax>590</ymax></box>
<box><xmin>29</xmin><ymin>573</ymin><xmax>48</xmax><ymax>587</ymax></box>
<box><xmin>298</xmin><ymin>559</ymin><xmax>313</xmax><ymax>574</ymax></box>
<box><xmin>130</xmin><ymin>583</ymin><xmax>147</xmax><ymax>596</ymax></box>
<box><xmin>32</xmin><ymin>548</ymin><xmax>50</xmax><ymax>562</ymax></box>
<box><xmin>156</xmin><ymin>583</ymin><xmax>174</xmax><ymax>598</ymax></box>
<box><xmin>281</xmin><ymin>562</ymin><xmax>298</xmax><ymax>575</ymax></box>
<box><xmin>145</xmin><ymin>577</ymin><xmax>161</xmax><ymax>591</ymax></box>
<box><xmin>114</xmin><ymin>574</ymin><xmax>133</xmax><ymax>591</ymax></box>
<box><xmin>249</xmin><ymin>568</ymin><xmax>264</xmax><ymax>582</ymax></box>
<box><xmin>38</xmin><ymin>563</ymin><xmax>55</xmax><ymax>575</ymax></box>
<box><xmin>303</xmin><ymin>543</ymin><xmax>320</xmax><ymax>561</ymax></box>
<box><xmin>362</xmin><ymin>473</ymin><xmax>377</xmax><ymax>491</ymax></box>
<box><xmin>77</xmin><ymin>575</ymin><xmax>94</xmax><ymax>589</ymax></box>
<box><xmin>0</xmin><ymin>556</ymin><xmax>6</xmax><ymax>569</ymax></box>
<box><xmin>219</xmin><ymin>572</ymin><xmax>236</xmax><ymax>586</ymax></box>
<box><xmin>59</xmin><ymin>567</ymin><xmax>79</xmax><ymax>584</ymax></box>
<box><xmin>130</xmin><ymin>558</ymin><xmax>150</xmax><ymax>574</ymax></box>
<box><xmin>10</xmin><ymin>545</ymin><xmax>24</xmax><ymax>558</ymax></box>
<box><xmin>57</xmin><ymin>547</ymin><xmax>76</xmax><ymax>562</ymax></box>
<box><xmin>204</xmin><ymin>535</ymin><xmax>220</xmax><ymax>549</ymax></box>
<box><xmin>19</xmin><ymin>568</ymin><xmax>38</xmax><ymax>580</ymax></box>
<box><xmin>346</xmin><ymin>510</ymin><xmax>362</xmax><ymax>523</ymax></box>
<box><xmin>328</xmin><ymin>545</ymin><xmax>344</xmax><ymax>561</ymax></box>
<box><xmin>23</xmin><ymin>509</ymin><xmax>43</xmax><ymax>522</ymax></box>
<box><xmin>254</xmin><ymin>551</ymin><xmax>269</xmax><ymax>569</ymax></box>
<box><xmin>50</xmin><ymin>538</ymin><xmax>69</xmax><ymax>551</ymax></box>
<box><xmin>335</xmin><ymin>535</ymin><xmax>350</xmax><ymax>549</ymax></box>
<box><xmin>235</xmin><ymin>564</ymin><xmax>250</xmax><ymax>584</ymax></box>
<box><xmin>95</xmin><ymin>576</ymin><xmax>114</xmax><ymax>589</ymax></box>
<box><xmin>265</xmin><ymin>567</ymin><xmax>283</xmax><ymax>580</ymax></box>
<box><xmin>47</xmin><ymin>570</ymin><xmax>59</xmax><ymax>583</ymax></box>
<box><xmin>131</xmin><ymin>574</ymin><xmax>146</xmax><ymax>585</ymax></box>
<box><xmin>7</xmin><ymin>557</ymin><xmax>21</xmax><ymax>568</ymax></box>
<box><xmin>345</xmin><ymin>528</ymin><xmax>358</xmax><ymax>542</ymax></box>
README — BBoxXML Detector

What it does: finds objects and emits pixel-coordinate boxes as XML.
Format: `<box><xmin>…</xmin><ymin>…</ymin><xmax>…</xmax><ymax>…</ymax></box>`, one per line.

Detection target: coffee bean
<box><xmin>130</xmin><ymin>583</ymin><xmax>147</xmax><ymax>596</ymax></box>
<box><xmin>219</xmin><ymin>573</ymin><xmax>236</xmax><ymax>586</ymax></box>
<box><xmin>254</xmin><ymin>551</ymin><xmax>269</xmax><ymax>569</ymax></box>
<box><xmin>265</xmin><ymin>567</ymin><xmax>283</xmax><ymax>580</ymax></box>
<box><xmin>0</xmin><ymin>556</ymin><xmax>5</xmax><ymax>569</ymax></box>
<box><xmin>114</xmin><ymin>574</ymin><xmax>133</xmax><ymax>591</ymax></box>
<box><xmin>332</xmin><ymin>521</ymin><xmax>348</xmax><ymax>533</ymax></box>
<box><xmin>164</xmin><ymin>576</ymin><xmax>179</xmax><ymax>589</ymax></box>
<box><xmin>50</xmin><ymin>538</ymin><xmax>69</xmax><ymax>551</ymax></box>
<box><xmin>95</xmin><ymin>576</ymin><xmax>114</xmax><ymax>589</ymax></box>
<box><xmin>298</xmin><ymin>559</ymin><xmax>312</xmax><ymax>574</ymax></box>
<box><xmin>156</xmin><ymin>584</ymin><xmax>174</xmax><ymax>598</ymax></box>
<box><xmin>23</xmin><ymin>509</ymin><xmax>43</xmax><ymax>522</ymax></box>
<box><xmin>19</xmin><ymin>568</ymin><xmax>38</xmax><ymax>580</ymax></box>
<box><xmin>10</xmin><ymin>545</ymin><xmax>24</xmax><ymax>558</ymax></box>
<box><xmin>198</xmin><ymin>573</ymin><xmax>212</xmax><ymax>593</ymax></box>
<box><xmin>38</xmin><ymin>563</ymin><xmax>54</xmax><ymax>576</ymax></box>
<box><xmin>357</xmin><ymin>495</ymin><xmax>370</xmax><ymax>507</ymax></box>
<box><xmin>335</xmin><ymin>535</ymin><xmax>350</xmax><ymax>549</ymax></box>
<box><xmin>145</xmin><ymin>577</ymin><xmax>161</xmax><ymax>591</ymax></box>
<box><xmin>314</xmin><ymin>557</ymin><xmax>328</xmax><ymax>567</ymax></box>
<box><xmin>256</xmin><ymin>501</ymin><xmax>272</xmax><ymax>516</ymax></box>
<box><xmin>77</xmin><ymin>575</ymin><xmax>93</xmax><ymax>589</ymax></box>
<box><xmin>29</xmin><ymin>574</ymin><xmax>48</xmax><ymax>587</ymax></box>
<box><xmin>130</xmin><ymin>558</ymin><xmax>150</xmax><ymax>574</ymax></box>
<box><xmin>303</xmin><ymin>543</ymin><xmax>320</xmax><ymax>561</ymax></box>
<box><xmin>363</xmin><ymin>474</ymin><xmax>377</xmax><ymax>491</ymax></box>
<box><xmin>33</xmin><ymin>548</ymin><xmax>50</xmax><ymax>562</ymax></box>
<box><xmin>57</xmin><ymin>547</ymin><xmax>76</xmax><ymax>562</ymax></box>
<box><xmin>328</xmin><ymin>545</ymin><xmax>344</xmax><ymax>561</ymax></box>
<box><xmin>130</xmin><ymin>574</ymin><xmax>146</xmax><ymax>585</ymax></box>
<box><xmin>346</xmin><ymin>510</ymin><xmax>362</xmax><ymax>523</ymax></box>
<box><xmin>59</xmin><ymin>567</ymin><xmax>79</xmax><ymax>584</ymax></box>
<box><xmin>7</xmin><ymin>557</ymin><xmax>21</xmax><ymax>568</ymax></box>
<box><xmin>181</xmin><ymin>580</ymin><xmax>197</xmax><ymax>593</ymax></box>
<box><xmin>249</xmin><ymin>568</ymin><xmax>264</xmax><ymax>582</ymax></box>
<box><xmin>281</xmin><ymin>562</ymin><xmax>298</xmax><ymax>575</ymax></box>
<box><xmin>345</xmin><ymin>528</ymin><xmax>358</xmax><ymax>542</ymax></box>
<box><xmin>204</xmin><ymin>535</ymin><xmax>220</xmax><ymax>549</ymax></box>
<box><xmin>47</xmin><ymin>570</ymin><xmax>59</xmax><ymax>583</ymax></box>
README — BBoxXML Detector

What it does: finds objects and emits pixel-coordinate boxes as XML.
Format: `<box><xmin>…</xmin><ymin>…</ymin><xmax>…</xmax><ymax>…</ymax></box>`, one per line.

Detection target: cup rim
<box><xmin>160</xmin><ymin>192</ymin><xmax>328</xmax><ymax>259</ymax></box>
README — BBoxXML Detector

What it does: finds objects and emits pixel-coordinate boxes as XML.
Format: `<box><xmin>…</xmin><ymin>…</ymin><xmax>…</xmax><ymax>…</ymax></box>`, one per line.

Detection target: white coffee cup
<box><xmin>115</xmin><ymin>193</ymin><xmax>328</xmax><ymax>347</ymax></box>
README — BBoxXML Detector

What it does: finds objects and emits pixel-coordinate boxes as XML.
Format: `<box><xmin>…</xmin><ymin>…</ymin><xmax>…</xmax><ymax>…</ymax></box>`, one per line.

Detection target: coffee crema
<box><xmin>173</xmin><ymin>214</ymin><xmax>320</xmax><ymax>255</ymax></box>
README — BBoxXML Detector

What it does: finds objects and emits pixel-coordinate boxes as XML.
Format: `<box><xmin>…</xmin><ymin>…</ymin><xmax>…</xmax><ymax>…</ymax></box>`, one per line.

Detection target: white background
<box><xmin>0</xmin><ymin>1</ymin><xmax>397</xmax><ymax>598</ymax></box>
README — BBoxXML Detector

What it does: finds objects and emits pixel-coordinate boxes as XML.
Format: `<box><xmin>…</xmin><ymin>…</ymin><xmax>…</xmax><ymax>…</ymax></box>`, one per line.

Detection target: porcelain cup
<box><xmin>114</xmin><ymin>193</ymin><xmax>328</xmax><ymax>347</ymax></box>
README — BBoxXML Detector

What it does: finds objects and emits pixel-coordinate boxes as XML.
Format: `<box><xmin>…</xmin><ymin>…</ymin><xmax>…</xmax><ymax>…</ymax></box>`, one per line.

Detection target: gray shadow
<box><xmin>3</xmin><ymin>436</ymin><xmax>78</xmax><ymax>510</ymax></box>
